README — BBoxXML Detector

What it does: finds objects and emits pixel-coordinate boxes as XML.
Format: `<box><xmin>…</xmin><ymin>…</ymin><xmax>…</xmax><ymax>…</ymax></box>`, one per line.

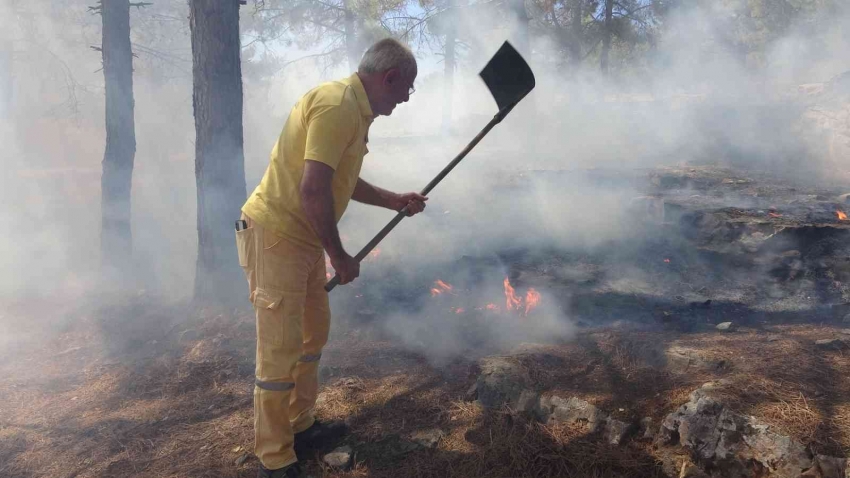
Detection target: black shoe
<box><xmin>294</xmin><ymin>420</ymin><xmax>348</xmax><ymax>455</ymax></box>
<box><xmin>257</xmin><ymin>462</ymin><xmax>302</xmax><ymax>478</ymax></box>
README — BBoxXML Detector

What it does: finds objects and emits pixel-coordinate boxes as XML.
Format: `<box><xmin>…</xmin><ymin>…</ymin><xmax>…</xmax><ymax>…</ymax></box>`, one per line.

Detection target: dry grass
<box><xmin>2</xmin><ymin>303</ymin><xmax>850</xmax><ymax>477</ymax></box>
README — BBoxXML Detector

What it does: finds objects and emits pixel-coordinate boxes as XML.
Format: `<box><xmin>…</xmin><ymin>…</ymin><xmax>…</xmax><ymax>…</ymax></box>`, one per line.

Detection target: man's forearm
<box><xmin>352</xmin><ymin>178</ymin><xmax>397</xmax><ymax>209</ymax></box>
<box><xmin>302</xmin><ymin>192</ymin><xmax>346</xmax><ymax>260</ymax></box>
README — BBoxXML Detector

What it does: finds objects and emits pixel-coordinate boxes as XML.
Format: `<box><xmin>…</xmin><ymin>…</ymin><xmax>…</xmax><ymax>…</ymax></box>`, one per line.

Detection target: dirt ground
<box><xmin>3</xmin><ymin>164</ymin><xmax>850</xmax><ymax>477</ymax></box>
<box><xmin>3</xmin><ymin>301</ymin><xmax>850</xmax><ymax>478</ymax></box>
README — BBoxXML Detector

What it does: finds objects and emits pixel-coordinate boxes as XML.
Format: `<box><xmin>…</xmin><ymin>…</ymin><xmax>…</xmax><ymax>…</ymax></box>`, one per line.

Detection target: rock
<box><xmin>716</xmin><ymin>321</ymin><xmax>734</xmax><ymax>331</ymax></box>
<box><xmin>234</xmin><ymin>453</ymin><xmax>250</xmax><ymax>467</ymax></box>
<box><xmin>476</xmin><ymin>357</ymin><xmax>533</xmax><ymax>409</ymax></box>
<box><xmin>665</xmin><ymin>346</ymin><xmax>729</xmax><ymax>374</ymax></box>
<box><xmin>410</xmin><ymin>429</ymin><xmax>443</xmax><ymax>449</ymax></box>
<box><xmin>464</xmin><ymin>382</ymin><xmax>478</xmax><ymax>402</ymax></box>
<box><xmin>640</xmin><ymin>417</ymin><xmax>655</xmax><ymax>440</ymax></box>
<box><xmin>537</xmin><ymin>395</ymin><xmax>606</xmax><ymax>431</ymax></box>
<box><xmin>323</xmin><ymin>446</ymin><xmax>353</xmax><ymax>470</ymax></box>
<box><xmin>815</xmin><ymin>338</ymin><xmax>848</xmax><ymax>350</ymax></box>
<box><xmin>840</xmin><ymin>329</ymin><xmax>850</xmax><ymax>335</ymax></box>
<box><xmin>516</xmin><ymin>390</ymin><xmax>540</xmax><ymax>413</ymax></box>
<box><xmin>658</xmin><ymin>387</ymin><xmax>812</xmax><ymax>477</ymax></box>
<box><xmin>178</xmin><ymin>328</ymin><xmax>200</xmax><ymax>342</ymax></box>
<box><xmin>801</xmin><ymin>455</ymin><xmax>850</xmax><ymax>478</ymax></box>
<box><xmin>605</xmin><ymin>417</ymin><xmax>634</xmax><ymax>445</ymax></box>
<box><xmin>767</xmin><ymin>335</ymin><xmax>781</xmax><ymax>342</ymax></box>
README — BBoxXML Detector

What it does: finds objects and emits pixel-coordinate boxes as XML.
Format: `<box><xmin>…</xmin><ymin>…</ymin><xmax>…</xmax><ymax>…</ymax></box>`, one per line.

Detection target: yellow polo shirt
<box><xmin>242</xmin><ymin>74</ymin><xmax>374</xmax><ymax>249</ymax></box>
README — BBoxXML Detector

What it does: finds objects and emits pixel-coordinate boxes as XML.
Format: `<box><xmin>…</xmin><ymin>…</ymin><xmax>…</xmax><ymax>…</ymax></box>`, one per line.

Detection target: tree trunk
<box><xmin>569</xmin><ymin>0</ymin><xmax>582</xmax><ymax>66</ymax></box>
<box><xmin>0</xmin><ymin>0</ymin><xmax>13</xmax><ymax>119</ymax></box>
<box><xmin>600</xmin><ymin>0</ymin><xmax>613</xmax><ymax>75</ymax></box>
<box><xmin>189</xmin><ymin>0</ymin><xmax>247</xmax><ymax>303</ymax></box>
<box><xmin>511</xmin><ymin>0</ymin><xmax>530</xmax><ymax>57</ymax></box>
<box><xmin>441</xmin><ymin>5</ymin><xmax>456</xmax><ymax>133</ymax></box>
<box><xmin>343</xmin><ymin>1</ymin><xmax>359</xmax><ymax>71</ymax></box>
<box><xmin>100</xmin><ymin>0</ymin><xmax>136</xmax><ymax>281</ymax></box>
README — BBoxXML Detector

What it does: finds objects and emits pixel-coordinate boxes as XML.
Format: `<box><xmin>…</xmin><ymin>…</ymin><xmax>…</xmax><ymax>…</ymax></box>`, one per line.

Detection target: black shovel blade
<box><xmin>479</xmin><ymin>41</ymin><xmax>536</xmax><ymax>112</ymax></box>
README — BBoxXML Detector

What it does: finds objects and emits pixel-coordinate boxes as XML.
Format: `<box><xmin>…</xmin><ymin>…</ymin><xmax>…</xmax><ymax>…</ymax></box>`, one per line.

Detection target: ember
<box><xmin>368</xmin><ymin>248</ymin><xmax>382</xmax><ymax>260</ymax></box>
<box><xmin>838</xmin><ymin>210</ymin><xmax>847</xmax><ymax>221</ymax></box>
<box><xmin>664</xmin><ymin>258</ymin><xmax>671</xmax><ymax>263</ymax></box>
<box><xmin>768</xmin><ymin>212</ymin><xmax>783</xmax><ymax>218</ymax></box>
<box><xmin>430</xmin><ymin>279</ymin><xmax>454</xmax><ymax>297</ymax></box>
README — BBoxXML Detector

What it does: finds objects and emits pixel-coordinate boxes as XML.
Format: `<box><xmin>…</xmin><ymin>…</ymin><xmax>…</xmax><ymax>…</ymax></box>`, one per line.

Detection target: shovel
<box><xmin>325</xmin><ymin>41</ymin><xmax>536</xmax><ymax>292</ymax></box>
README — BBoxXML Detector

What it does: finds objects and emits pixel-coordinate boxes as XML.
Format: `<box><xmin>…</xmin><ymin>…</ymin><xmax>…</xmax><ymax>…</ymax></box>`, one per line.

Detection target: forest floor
<box><xmin>4</xmin><ymin>163</ymin><xmax>850</xmax><ymax>477</ymax></box>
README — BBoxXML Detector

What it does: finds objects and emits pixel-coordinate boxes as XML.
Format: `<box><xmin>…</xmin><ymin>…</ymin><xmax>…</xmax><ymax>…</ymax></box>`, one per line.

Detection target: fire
<box><xmin>367</xmin><ymin>248</ymin><xmax>381</xmax><ymax>260</ymax></box>
<box><xmin>485</xmin><ymin>303</ymin><xmax>499</xmax><ymax>311</ymax></box>
<box><xmin>838</xmin><ymin>210</ymin><xmax>847</xmax><ymax>221</ymax></box>
<box><xmin>452</xmin><ymin>307</ymin><xmax>465</xmax><ymax>314</ymax></box>
<box><xmin>504</xmin><ymin>277</ymin><xmax>522</xmax><ymax>311</ymax></box>
<box><xmin>525</xmin><ymin>288</ymin><xmax>541</xmax><ymax>316</ymax></box>
<box><xmin>503</xmin><ymin>277</ymin><xmax>541</xmax><ymax>317</ymax></box>
<box><xmin>768</xmin><ymin>212</ymin><xmax>783</xmax><ymax>218</ymax></box>
<box><xmin>430</xmin><ymin>279</ymin><xmax>454</xmax><ymax>297</ymax></box>
<box><xmin>663</xmin><ymin>258</ymin><xmax>671</xmax><ymax>263</ymax></box>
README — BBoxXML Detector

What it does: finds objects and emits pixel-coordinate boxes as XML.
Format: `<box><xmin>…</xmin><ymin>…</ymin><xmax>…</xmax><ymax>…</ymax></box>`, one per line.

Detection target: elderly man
<box><xmin>235</xmin><ymin>38</ymin><xmax>426</xmax><ymax>478</ymax></box>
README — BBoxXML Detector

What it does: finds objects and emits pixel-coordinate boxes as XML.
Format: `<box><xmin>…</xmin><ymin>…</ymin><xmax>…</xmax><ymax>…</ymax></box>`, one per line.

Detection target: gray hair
<box><xmin>357</xmin><ymin>38</ymin><xmax>417</xmax><ymax>78</ymax></box>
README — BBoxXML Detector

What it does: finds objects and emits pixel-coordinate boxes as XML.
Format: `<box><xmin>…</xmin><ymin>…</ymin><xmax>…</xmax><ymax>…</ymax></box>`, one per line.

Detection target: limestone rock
<box><xmin>665</xmin><ymin>346</ymin><xmax>729</xmax><ymax>374</ymax></box>
<box><xmin>410</xmin><ymin>429</ymin><xmax>443</xmax><ymax>449</ymax></box>
<box><xmin>516</xmin><ymin>390</ymin><xmax>540</xmax><ymax>413</ymax></box>
<box><xmin>640</xmin><ymin>417</ymin><xmax>655</xmax><ymax>440</ymax></box>
<box><xmin>801</xmin><ymin>455</ymin><xmax>850</xmax><ymax>478</ymax></box>
<box><xmin>816</xmin><ymin>338</ymin><xmax>848</xmax><ymax>350</ymax></box>
<box><xmin>537</xmin><ymin>395</ymin><xmax>607</xmax><ymax>431</ymax></box>
<box><xmin>658</xmin><ymin>388</ymin><xmax>812</xmax><ymax>477</ymax></box>
<box><xmin>605</xmin><ymin>417</ymin><xmax>635</xmax><ymax>445</ymax></box>
<box><xmin>323</xmin><ymin>446</ymin><xmax>353</xmax><ymax>470</ymax></box>
<box><xmin>476</xmin><ymin>357</ymin><xmax>533</xmax><ymax>409</ymax></box>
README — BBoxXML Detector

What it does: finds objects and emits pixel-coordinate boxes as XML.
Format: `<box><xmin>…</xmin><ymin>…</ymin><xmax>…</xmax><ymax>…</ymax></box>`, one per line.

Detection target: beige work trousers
<box><xmin>235</xmin><ymin>213</ymin><xmax>330</xmax><ymax>469</ymax></box>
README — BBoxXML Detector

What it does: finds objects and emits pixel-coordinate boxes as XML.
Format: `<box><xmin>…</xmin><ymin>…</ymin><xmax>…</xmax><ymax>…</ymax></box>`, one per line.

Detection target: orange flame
<box><xmin>525</xmin><ymin>288</ymin><xmax>541</xmax><ymax>315</ymax></box>
<box><xmin>430</xmin><ymin>279</ymin><xmax>453</xmax><ymax>297</ymax></box>
<box><xmin>502</xmin><ymin>277</ymin><xmax>542</xmax><ymax>317</ymax></box>
<box><xmin>504</xmin><ymin>277</ymin><xmax>522</xmax><ymax>311</ymax></box>
<box><xmin>838</xmin><ymin>210</ymin><xmax>848</xmax><ymax>221</ymax></box>
<box><xmin>485</xmin><ymin>303</ymin><xmax>499</xmax><ymax>311</ymax></box>
<box><xmin>663</xmin><ymin>258</ymin><xmax>671</xmax><ymax>263</ymax></box>
<box><xmin>367</xmin><ymin>248</ymin><xmax>382</xmax><ymax>260</ymax></box>
<box><xmin>453</xmin><ymin>307</ymin><xmax>465</xmax><ymax>314</ymax></box>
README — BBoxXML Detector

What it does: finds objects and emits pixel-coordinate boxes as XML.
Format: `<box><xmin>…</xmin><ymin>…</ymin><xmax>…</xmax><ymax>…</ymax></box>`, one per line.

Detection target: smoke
<box><xmin>2</xmin><ymin>0</ymin><xmax>850</xmax><ymax>361</ymax></box>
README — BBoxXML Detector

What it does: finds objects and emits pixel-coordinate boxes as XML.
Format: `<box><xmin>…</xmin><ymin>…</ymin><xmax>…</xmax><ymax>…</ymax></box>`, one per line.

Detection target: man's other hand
<box><xmin>330</xmin><ymin>253</ymin><xmax>360</xmax><ymax>285</ymax></box>
<box><xmin>392</xmin><ymin>192</ymin><xmax>428</xmax><ymax>216</ymax></box>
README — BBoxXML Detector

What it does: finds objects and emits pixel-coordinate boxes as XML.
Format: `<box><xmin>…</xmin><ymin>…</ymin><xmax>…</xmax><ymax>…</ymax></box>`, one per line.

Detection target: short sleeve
<box><xmin>304</xmin><ymin>102</ymin><xmax>358</xmax><ymax>171</ymax></box>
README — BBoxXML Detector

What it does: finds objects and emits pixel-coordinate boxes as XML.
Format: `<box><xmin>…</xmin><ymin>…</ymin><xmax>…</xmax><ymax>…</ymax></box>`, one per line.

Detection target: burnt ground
<box><xmin>4</xmin><ymin>164</ymin><xmax>850</xmax><ymax>477</ymax></box>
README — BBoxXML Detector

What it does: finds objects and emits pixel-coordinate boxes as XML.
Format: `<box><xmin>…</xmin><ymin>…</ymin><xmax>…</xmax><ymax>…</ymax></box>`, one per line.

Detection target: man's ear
<box><xmin>383</xmin><ymin>68</ymin><xmax>400</xmax><ymax>86</ymax></box>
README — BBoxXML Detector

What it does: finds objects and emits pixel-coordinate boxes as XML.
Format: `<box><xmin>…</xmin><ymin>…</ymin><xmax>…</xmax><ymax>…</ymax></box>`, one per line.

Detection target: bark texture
<box><xmin>100</xmin><ymin>0</ymin><xmax>136</xmax><ymax>278</ymax></box>
<box><xmin>190</xmin><ymin>0</ymin><xmax>247</xmax><ymax>302</ymax></box>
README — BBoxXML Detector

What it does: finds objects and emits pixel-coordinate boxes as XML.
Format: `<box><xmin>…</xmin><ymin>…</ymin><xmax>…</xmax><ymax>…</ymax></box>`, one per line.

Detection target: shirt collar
<box><xmin>343</xmin><ymin>73</ymin><xmax>374</xmax><ymax>118</ymax></box>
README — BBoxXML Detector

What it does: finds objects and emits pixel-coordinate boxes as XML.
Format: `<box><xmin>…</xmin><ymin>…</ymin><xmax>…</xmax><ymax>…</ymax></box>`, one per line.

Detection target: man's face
<box><xmin>376</xmin><ymin>68</ymin><xmax>416</xmax><ymax>116</ymax></box>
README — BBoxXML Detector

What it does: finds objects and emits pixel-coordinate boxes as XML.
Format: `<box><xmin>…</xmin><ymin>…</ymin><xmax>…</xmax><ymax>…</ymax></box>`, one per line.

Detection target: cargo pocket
<box><xmin>235</xmin><ymin>226</ymin><xmax>254</xmax><ymax>268</ymax></box>
<box><xmin>253</xmin><ymin>287</ymin><xmax>285</xmax><ymax>347</ymax></box>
